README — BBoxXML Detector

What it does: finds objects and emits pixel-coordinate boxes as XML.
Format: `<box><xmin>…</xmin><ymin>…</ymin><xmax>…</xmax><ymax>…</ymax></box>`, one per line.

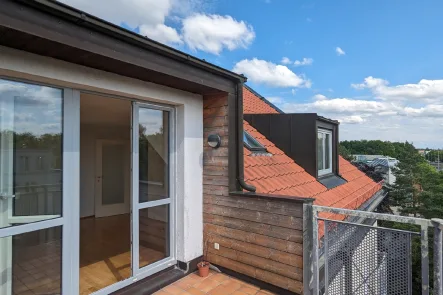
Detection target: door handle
<box><xmin>0</xmin><ymin>194</ymin><xmax>15</xmax><ymax>200</ymax></box>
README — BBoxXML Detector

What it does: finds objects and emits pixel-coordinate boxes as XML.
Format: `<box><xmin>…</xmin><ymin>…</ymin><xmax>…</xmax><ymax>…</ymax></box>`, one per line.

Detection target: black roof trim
<box><xmin>317</xmin><ymin>115</ymin><xmax>340</xmax><ymax>125</ymax></box>
<box><xmin>244</xmin><ymin>85</ymin><xmax>285</xmax><ymax>114</ymax></box>
<box><xmin>18</xmin><ymin>0</ymin><xmax>247</xmax><ymax>83</ymax></box>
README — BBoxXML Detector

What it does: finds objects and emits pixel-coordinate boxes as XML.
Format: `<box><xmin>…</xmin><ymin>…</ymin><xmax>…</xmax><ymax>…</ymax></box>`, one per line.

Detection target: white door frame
<box><xmin>131</xmin><ymin>101</ymin><xmax>177</xmax><ymax>276</ymax></box>
<box><xmin>94</xmin><ymin>139</ymin><xmax>130</xmax><ymax>218</ymax></box>
<box><xmin>0</xmin><ymin>77</ymin><xmax>177</xmax><ymax>295</ymax></box>
<box><xmin>0</xmin><ymin>78</ymin><xmax>80</xmax><ymax>295</ymax></box>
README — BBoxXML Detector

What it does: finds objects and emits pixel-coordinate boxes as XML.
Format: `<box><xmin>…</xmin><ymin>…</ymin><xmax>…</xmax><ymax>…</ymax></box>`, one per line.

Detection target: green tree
<box><xmin>338</xmin><ymin>143</ymin><xmax>354</xmax><ymax>161</ymax></box>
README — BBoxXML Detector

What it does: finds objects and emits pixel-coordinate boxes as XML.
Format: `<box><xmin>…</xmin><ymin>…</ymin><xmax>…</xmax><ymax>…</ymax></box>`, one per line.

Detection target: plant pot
<box><xmin>197</xmin><ymin>261</ymin><xmax>210</xmax><ymax>277</ymax></box>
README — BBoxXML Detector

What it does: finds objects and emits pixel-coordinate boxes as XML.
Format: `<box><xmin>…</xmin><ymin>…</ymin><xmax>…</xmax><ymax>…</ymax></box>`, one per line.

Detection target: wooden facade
<box><xmin>203</xmin><ymin>94</ymin><xmax>310</xmax><ymax>294</ymax></box>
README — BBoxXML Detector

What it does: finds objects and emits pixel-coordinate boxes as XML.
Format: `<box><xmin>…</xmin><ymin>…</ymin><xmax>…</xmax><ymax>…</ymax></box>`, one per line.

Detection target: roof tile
<box><xmin>243</xmin><ymin>86</ymin><xmax>382</xmax><ymax>212</ymax></box>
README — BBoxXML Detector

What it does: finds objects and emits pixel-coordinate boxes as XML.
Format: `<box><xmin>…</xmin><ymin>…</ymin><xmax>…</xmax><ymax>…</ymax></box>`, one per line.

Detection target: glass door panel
<box><xmin>132</xmin><ymin>103</ymin><xmax>174</xmax><ymax>274</ymax></box>
<box><xmin>0</xmin><ymin>79</ymin><xmax>65</xmax><ymax>295</ymax></box>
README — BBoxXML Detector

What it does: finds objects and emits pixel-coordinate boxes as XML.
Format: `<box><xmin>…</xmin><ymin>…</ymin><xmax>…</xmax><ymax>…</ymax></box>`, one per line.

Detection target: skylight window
<box><xmin>244</xmin><ymin>131</ymin><xmax>266</xmax><ymax>152</ymax></box>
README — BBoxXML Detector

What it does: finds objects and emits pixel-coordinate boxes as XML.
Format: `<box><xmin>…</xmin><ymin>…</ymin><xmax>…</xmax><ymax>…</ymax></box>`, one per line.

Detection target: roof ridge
<box><xmin>244</xmin><ymin>84</ymin><xmax>285</xmax><ymax>114</ymax></box>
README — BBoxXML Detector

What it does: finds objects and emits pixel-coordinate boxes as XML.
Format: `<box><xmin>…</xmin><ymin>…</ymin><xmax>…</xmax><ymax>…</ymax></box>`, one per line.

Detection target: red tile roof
<box><xmin>243</xmin><ymin>86</ymin><xmax>382</xmax><ymax>212</ymax></box>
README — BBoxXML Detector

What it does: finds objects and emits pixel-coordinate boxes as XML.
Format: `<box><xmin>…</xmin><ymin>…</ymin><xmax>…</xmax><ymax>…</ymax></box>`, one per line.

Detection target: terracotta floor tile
<box><xmin>210</xmin><ymin>273</ymin><xmax>230</xmax><ymax>283</ymax></box>
<box><xmin>237</xmin><ymin>286</ymin><xmax>260</xmax><ymax>294</ymax></box>
<box><xmin>161</xmin><ymin>272</ymin><xmax>279</xmax><ymax>295</ymax></box>
<box><xmin>173</xmin><ymin>278</ymin><xmax>193</xmax><ymax>290</ymax></box>
<box><xmin>186</xmin><ymin>287</ymin><xmax>206</xmax><ymax>295</ymax></box>
<box><xmin>193</xmin><ymin>278</ymin><xmax>220</xmax><ymax>293</ymax></box>
<box><xmin>163</xmin><ymin>285</ymin><xmax>186</xmax><ymax>295</ymax></box>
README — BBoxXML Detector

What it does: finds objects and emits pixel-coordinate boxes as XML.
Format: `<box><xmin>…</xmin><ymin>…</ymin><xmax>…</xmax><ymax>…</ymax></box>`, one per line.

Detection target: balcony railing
<box><xmin>303</xmin><ymin>204</ymin><xmax>443</xmax><ymax>295</ymax></box>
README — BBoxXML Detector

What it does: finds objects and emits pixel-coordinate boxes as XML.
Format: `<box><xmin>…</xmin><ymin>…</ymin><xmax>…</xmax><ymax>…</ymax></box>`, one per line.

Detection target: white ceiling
<box><xmin>80</xmin><ymin>93</ymin><xmax>131</xmax><ymax>126</ymax></box>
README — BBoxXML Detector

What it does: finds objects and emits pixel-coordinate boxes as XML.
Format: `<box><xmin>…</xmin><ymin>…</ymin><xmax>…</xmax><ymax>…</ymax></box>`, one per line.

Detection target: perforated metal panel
<box><xmin>322</xmin><ymin>219</ymin><xmax>414</xmax><ymax>295</ymax></box>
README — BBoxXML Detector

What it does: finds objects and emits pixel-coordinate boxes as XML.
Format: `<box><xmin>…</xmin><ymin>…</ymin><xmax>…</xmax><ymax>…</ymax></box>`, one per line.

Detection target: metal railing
<box><xmin>303</xmin><ymin>204</ymin><xmax>443</xmax><ymax>295</ymax></box>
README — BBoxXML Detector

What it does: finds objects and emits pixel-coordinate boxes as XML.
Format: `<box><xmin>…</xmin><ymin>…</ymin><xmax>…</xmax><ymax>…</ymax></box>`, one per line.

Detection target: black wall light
<box><xmin>208</xmin><ymin>134</ymin><xmax>221</xmax><ymax>148</ymax></box>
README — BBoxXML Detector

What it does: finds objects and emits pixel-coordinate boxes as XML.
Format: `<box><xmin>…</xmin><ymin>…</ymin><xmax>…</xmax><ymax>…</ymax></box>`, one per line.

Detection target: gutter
<box><xmin>17</xmin><ymin>0</ymin><xmax>247</xmax><ymax>84</ymax></box>
<box><xmin>236</xmin><ymin>84</ymin><xmax>256</xmax><ymax>192</ymax></box>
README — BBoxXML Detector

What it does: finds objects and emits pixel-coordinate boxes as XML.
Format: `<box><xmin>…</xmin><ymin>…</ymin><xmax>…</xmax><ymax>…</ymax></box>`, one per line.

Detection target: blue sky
<box><xmin>61</xmin><ymin>0</ymin><xmax>443</xmax><ymax>148</ymax></box>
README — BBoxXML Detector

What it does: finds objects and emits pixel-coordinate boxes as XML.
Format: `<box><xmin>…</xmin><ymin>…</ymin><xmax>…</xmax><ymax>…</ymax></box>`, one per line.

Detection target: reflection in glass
<box><xmin>138</xmin><ymin>109</ymin><xmax>169</xmax><ymax>203</ymax></box>
<box><xmin>0</xmin><ymin>79</ymin><xmax>63</xmax><ymax>229</ymax></box>
<box><xmin>317</xmin><ymin>132</ymin><xmax>324</xmax><ymax>170</ymax></box>
<box><xmin>0</xmin><ymin>227</ymin><xmax>62</xmax><ymax>295</ymax></box>
<box><xmin>139</xmin><ymin>205</ymin><xmax>170</xmax><ymax>268</ymax></box>
<box><xmin>325</xmin><ymin>133</ymin><xmax>330</xmax><ymax>170</ymax></box>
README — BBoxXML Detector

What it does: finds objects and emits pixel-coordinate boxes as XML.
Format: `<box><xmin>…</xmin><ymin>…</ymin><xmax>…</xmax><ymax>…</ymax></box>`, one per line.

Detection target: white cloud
<box><xmin>281</xmin><ymin>57</ymin><xmax>292</xmax><ymax>65</ymax></box>
<box><xmin>182</xmin><ymin>14</ymin><xmax>255</xmax><ymax>55</ymax></box>
<box><xmin>312</xmin><ymin>94</ymin><xmax>327</xmax><ymax>101</ymax></box>
<box><xmin>352</xmin><ymin>76</ymin><xmax>443</xmax><ymax>103</ymax></box>
<box><xmin>338</xmin><ymin>115</ymin><xmax>366</xmax><ymax>124</ymax></box>
<box><xmin>267</xmin><ymin>97</ymin><xmax>284</xmax><ymax>104</ymax></box>
<box><xmin>61</xmin><ymin>0</ymin><xmax>254</xmax><ymax>54</ymax></box>
<box><xmin>336</xmin><ymin>47</ymin><xmax>346</xmax><ymax>56</ymax></box>
<box><xmin>402</xmin><ymin>105</ymin><xmax>443</xmax><ymax>117</ymax></box>
<box><xmin>60</xmin><ymin>0</ymin><xmax>173</xmax><ymax>28</ymax></box>
<box><xmin>233</xmin><ymin>58</ymin><xmax>311</xmax><ymax>88</ymax></box>
<box><xmin>139</xmin><ymin>24</ymin><xmax>182</xmax><ymax>45</ymax></box>
<box><xmin>294</xmin><ymin>57</ymin><xmax>313</xmax><ymax>67</ymax></box>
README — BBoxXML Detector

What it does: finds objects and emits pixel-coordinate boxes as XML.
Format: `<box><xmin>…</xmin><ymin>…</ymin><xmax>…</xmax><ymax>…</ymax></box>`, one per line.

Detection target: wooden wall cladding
<box><xmin>202</xmin><ymin>93</ymin><xmax>304</xmax><ymax>294</ymax></box>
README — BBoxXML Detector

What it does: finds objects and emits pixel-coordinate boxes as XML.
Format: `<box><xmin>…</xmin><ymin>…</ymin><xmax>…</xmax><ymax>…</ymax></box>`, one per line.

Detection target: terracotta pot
<box><xmin>197</xmin><ymin>261</ymin><xmax>210</xmax><ymax>277</ymax></box>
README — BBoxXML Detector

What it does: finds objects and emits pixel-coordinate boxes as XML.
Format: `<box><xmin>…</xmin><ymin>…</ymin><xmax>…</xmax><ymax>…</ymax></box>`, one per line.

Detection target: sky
<box><xmin>60</xmin><ymin>0</ymin><xmax>443</xmax><ymax>148</ymax></box>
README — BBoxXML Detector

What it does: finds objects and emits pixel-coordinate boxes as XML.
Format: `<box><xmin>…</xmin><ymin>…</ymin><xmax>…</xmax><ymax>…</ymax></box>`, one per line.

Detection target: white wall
<box><xmin>80</xmin><ymin>124</ymin><xmax>130</xmax><ymax>217</ymax></box>
<box><xmin>0</xmin><ymin>46</ymin><xmax>204</xmax><ymax>263</ymax></box>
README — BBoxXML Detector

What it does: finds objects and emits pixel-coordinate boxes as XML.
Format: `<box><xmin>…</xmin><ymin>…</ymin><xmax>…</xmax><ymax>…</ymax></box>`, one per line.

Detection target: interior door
<box><xmin>95</xmin><ymin>140</ymin><xmax>130</xmax><ymax>218</ymax></box>
<box><xmin>132</xmin><ymin>102</ymin><xmax>176</xmax><ymax>275</ymax></box>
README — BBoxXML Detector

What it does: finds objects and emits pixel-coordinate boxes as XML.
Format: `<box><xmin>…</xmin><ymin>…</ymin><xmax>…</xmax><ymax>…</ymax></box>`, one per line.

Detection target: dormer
<box><xmin>243</xmin><ymin>113</ymin><xmax>346</xmax><ymax>188</ymax></box>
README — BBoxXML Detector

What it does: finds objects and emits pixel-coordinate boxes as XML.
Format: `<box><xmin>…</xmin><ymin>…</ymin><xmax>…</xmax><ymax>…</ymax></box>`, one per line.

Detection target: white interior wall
<box><xmin>0</xmin><ymin>46</ymin><xmax>204</xmax><ymax>263</ymax></box>
<box><xmin>80</xmin><ymin>124</ymin><xmax>130</xmax><ymax>217</ymax></box>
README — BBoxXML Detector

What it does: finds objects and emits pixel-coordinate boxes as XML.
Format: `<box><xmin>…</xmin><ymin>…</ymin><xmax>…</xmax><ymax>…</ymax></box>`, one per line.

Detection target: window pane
<box><xmin>325</xmin><ymin>133</ymin><xmax>331</xmax><ymax>170</ymax></box>
<box><xmin>138</xmin><ymin>109</ymin><xmax>169</xmax><ymax>203</ymax></box>
<box><xmin>244</xmin><ymin>131</ymin><xmax>265</xmax><ymax>150</ymax></box>
<box><xmin>0</xmin><ymin>227</ymin><xmax>62</xmax><ymax>295</ymax></box>
<box><xmin>139</xmin><ymin>205</ymin><xmax>170</xmax><ymax>268</ymax></box>
<box><xmin>317</xmin><ymin>132</ymin><xmax>324</xmax><ymax>170</ymax></box>
<box><xmin>0</xmin><ymin>79</ymin><xmax>63</xmax><ymax>229</ymax></box>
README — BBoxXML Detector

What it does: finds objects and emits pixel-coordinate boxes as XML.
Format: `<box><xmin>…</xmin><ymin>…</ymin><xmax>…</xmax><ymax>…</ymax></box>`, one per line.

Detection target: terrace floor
<box><xmin>153</xmin><ymin>270</ymin><xmax>277</xmax><ymax>295</ymax></box>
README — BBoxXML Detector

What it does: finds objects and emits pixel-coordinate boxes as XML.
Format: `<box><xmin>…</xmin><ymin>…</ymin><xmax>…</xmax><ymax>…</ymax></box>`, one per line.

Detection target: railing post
<box><xmin>432</xmin><ymin>219</ymin><xmax>443</xmax><ymax>295</ymax></box>
<box><xmin>421</xmin><ymin>225</ymin><xmax>430</xmax><ymax>295</ymax></box>
<box><xmin>303</xmin><ymin>202</ymin><xmax>318</xmax><ymax>295</ymax></box>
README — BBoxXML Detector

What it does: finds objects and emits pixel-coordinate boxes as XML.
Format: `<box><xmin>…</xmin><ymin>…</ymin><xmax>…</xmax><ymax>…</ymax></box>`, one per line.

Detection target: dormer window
<box><xmin>244</xmin><ymin>131</ymin><xmax>266</xmax><ymax>152</ymax></box>
<box><xmin>318</xmin><ymin>129</ymin><xmax>332</xmax><ymax>176</ymax></box>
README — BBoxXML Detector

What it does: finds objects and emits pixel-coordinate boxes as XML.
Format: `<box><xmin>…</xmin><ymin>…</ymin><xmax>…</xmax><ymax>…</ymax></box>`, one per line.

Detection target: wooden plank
<box><xmin>204</xmin><ymin>194</ymin><xmax>303</xmax><ymax>217</ymax></box>
<box><xmin>208</xmin><ymin>247</ymin><xmax>302</xmax><ymax>281</ymax></box>
<box><xmin>208</xmin><ymin>253</ymin><xmax>302</xmax><ymax>294</ymax></box>
<box><xmin>203</xmin><ymin>204</ymin><xmax>303</xmax><ymax>230</ymax></box>
<box><xmin>207</xmin><ymin>253</ymin><xmax>256</xmax><ymax>278</ymax></box>
<box><xmin>204</xmin><ymin>223</ymin><xmax>302</xmax><ymax>255</ymax></box>
<box><xmin>207</xmin><ymin>235</ymin><xmax>303</xmax><ymax>268</ymax></box>
<box><xmin>256</xmin><ymin>268</ymin><xmax>303</xmax><ymax>294</ymax></box>
<box><xmin>204</xmin><ymin>213</ymin><xmax>303</xmax><ymax>243</ymax></box>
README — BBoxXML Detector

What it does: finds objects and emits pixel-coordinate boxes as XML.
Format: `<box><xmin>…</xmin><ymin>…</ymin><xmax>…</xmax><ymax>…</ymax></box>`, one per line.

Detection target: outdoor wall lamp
<box><xmin>208</xmin><ymin>134</ymin><xmax>221</xmax><ymax>148</ymax></box>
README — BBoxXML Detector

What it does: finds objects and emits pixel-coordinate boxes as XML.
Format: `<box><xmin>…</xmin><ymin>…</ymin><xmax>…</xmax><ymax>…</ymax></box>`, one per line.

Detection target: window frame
<box><xmin>317</xmin><ymin>128</ymin><xmax>333</xmax><ymax>176</ymax></box>
<box><xmin>243</xmin><ymin>131</ymin><xmax>266</xmax><ymax>152</ymax></box>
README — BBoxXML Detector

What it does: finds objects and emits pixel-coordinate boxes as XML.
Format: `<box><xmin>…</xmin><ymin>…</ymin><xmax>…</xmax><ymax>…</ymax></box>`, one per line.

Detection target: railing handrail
<box><xmin>313</xmin><ymin>204</ymin><xmax>433</xmax><ymax>227</ymax></box>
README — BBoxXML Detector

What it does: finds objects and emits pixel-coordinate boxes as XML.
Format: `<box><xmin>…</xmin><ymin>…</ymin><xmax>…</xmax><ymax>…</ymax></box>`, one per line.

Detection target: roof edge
<box><xmin>230</xmin><ymin>191</ymin><xmax>315</xmax><ymax>203</ymax></box>
<box><xmin>244</xmin><ymin>85</ymin><xmax>285</xmax><ymax>114</ymax></box>
<box><xmin>18</xmin><ymin>0</ymin><xmax>247</xmax><ymax>83</ymax></box>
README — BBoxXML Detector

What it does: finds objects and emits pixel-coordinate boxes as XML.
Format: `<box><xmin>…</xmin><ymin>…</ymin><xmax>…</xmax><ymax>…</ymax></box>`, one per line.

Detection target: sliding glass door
<box><xmin>131</xmin><ymin>102</ymin><xmax>175</xmax><ymax>276</ymax></box>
